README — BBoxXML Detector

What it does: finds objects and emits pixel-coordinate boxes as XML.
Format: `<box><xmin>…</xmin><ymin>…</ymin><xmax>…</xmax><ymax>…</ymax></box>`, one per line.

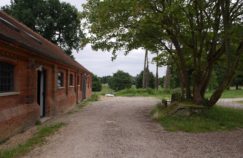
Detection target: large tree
<box><xmin>108</xmin><ymin>70</ymin><xmax>132</xmax><ymax>91</ymax></box>
<box><xmin>82</xmin><ymin>0</ymin><xmax>243</xmax><ymax>106</ymax></box>
<box><xmin>2</xmin><ymin>0</ymin><xmax>83</xmax><ymax>56</ymax></box>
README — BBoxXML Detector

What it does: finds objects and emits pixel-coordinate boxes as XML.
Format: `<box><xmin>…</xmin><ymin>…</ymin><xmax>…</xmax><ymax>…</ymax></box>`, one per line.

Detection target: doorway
<box><xmin>37</xmin><ymin>69</ymin><xmax>46</xmax><ymax>117</ymax></box>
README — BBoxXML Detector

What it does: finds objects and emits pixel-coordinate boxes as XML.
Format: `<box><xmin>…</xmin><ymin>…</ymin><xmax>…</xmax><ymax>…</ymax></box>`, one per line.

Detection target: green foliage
<box><xmin>100</xmin><ymin>76</ymin><xmax>112</xmax><ymax>84</ymax></box>
<box><xmin>2</xmin><ymin>0</ymin><xmax>83</xmax><ymax>56</ymax></box>
<box><xmin>208</xmin><ymin>71</ymin><xmax>219</xmax><ymax>90</ymax></box>
<box><xmin>92</xmin><ymin>75</ymin><xmax>102</xmax><ymax>92</ymax></box>
<box><xmin>135</xmin><ymin>70</ymin><xmax>155</xmax><ymax>89</ymax></box>
<box><xmin>94</xmin><ymin>84</ymin><xmax>114</xmax><ymax>95</ymax></box>
<box><xmin>152</xmin><ymin>106</ymin><xmax>243</xmax><ymax>133</ymax></box>
<box><xmin>108</xmin><ymin>70</ymin><xmax>132</xmax><ymax>91</ymax></box>
<box><xmin>78</xmin><ymin>94</ymin><xmax>100</xmax><ymax>108</ymax></box>
<box><xmin>231</xmin><ymin>56</ymin><xmax>243</xmax><ymax>89</ymax></box>
<box><xmin>0</xmin><ymin>123</ymin><xmax>65</xmax><ymax>158</ymax></box>
<box><xmin>81</xmin><ymin>0</ymin><xmax>243</xmax><ymax>106</ymax></box>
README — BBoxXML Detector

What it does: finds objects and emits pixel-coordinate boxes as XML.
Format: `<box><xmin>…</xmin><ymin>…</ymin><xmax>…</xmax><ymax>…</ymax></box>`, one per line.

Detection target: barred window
<box><xmin>69</xmin><ymin>74</ymin><xmax>74</xmax><ymax>86</ymax></box>
<box><xmin>0</xmin><ymin>62</ymin><xmax>14</xmax><ymax>92</ymax></box>
<box><xmin>57</xmin><ymin>72</ymin><xmax>64</xmax><ymax>88</ymax></box>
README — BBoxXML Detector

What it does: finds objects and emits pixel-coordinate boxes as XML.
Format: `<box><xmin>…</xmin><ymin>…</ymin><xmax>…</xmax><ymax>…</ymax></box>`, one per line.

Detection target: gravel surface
<box><xmin>217</xmin><ymin>98</ymin><xmax>243</xmax><ymax>109</ymax></box>
<box><xmin>22</xmin><ymin>97</ymin><xmax>243</xmax><ymax>158</ymax></box>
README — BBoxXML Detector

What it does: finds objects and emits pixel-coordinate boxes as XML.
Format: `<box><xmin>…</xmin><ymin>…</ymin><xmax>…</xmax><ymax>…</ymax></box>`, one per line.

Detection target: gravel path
<box><xmin>23</xmin><ymin>97</ymin><xmax>243</xmax><ymax>158</ymax></box>
<box><xmin>218</xmin><ymin>98</ymin><xmax>243</xmax><ymax>109</ymax></box>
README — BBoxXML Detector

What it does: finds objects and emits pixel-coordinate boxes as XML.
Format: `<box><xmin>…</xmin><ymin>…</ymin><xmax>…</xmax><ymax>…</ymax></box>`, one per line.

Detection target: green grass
<box><xmin>78</xmin><ymin>94</ymin><xmax>100</xmax><ymax>108</ymax></box>
<box><xmin>115</xmin><ymin>87</ymin><xmax>171</xmax><ymax>99</ymax></box>
<box><xmin>97</xmin><ymin>84</ymin><xmax>243</xmax><ymax>100</ymax></box>
<box><xmin>0</xmin><ymin>123</ymin><xmax>65</xmax><ymax>158</ymax></box>
<box><xmin>152</xmin><ymin>105</ymin><xmax>243</xmax><ymax>133</ymax></box>
<box><xmin>237</xmin><ymin>101</ymin><xmax>243</xmax><ymax>105</ymax></box>
<box><xmin>206</xmin><ymin>89</ymin><xmax>243</xmax><ymax>98</ymax></box>
<box><xmin>94</xmin><ymin>84</ymin><xmax>114</xmax><ymax>96</ymax></box>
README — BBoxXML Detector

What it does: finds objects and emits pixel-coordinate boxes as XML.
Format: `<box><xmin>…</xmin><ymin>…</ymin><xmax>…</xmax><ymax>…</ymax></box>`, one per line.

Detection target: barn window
<box><xmin>0</xmin><ymin>62</ymin><xmax>14</xmax><ymax>93</ymax></box>
<box><xmin>69</xmin><ymin>74</ymin><xmax>74</xmax><ymax>86</ymax></box>
<box><xmin>57</xmin><ymin>72</ymin><xmax>64</xmax><ymax>88</ymax></box>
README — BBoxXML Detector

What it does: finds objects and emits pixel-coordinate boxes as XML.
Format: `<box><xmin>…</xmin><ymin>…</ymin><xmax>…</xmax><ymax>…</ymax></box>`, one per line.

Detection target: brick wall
<box><xmin>0</xmin><ymin>41</ymin><xmax>92</xmax><ymax>142</ymax></box>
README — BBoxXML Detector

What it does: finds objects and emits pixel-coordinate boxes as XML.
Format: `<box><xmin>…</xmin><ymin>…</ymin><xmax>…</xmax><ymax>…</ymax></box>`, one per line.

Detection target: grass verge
<box><xmin>0</xmin><ymin>123</ymin><xmax>65</xmax><ymax>158</ymax></box>
<box><xmin>78</xmin><ymin>94</ymin><xmax>100</xmax><ymax>108</ymax></box>
<box><xmin>94</xmin><ymin>84</ymin><xmax>114</xmax><ymax>96</ymax></box>
<box><xmin>152</xmin><ymin>105</ymin><xmax>243</xmax><ymax>133</ymax></box>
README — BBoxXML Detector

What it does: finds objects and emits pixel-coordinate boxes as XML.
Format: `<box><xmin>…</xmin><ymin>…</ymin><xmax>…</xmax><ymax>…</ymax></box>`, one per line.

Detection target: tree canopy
<box><xmin>108</xmin><ymin>70</ymin><xmax>132</xmax><ymax>91</ymax></box>
<box><xmin>136</xmin><ymin>70</ymin><xmax>155</xmax><ymax>89</ymax></box>
<box><xmin>92</xmin><ymin>75</ymin><xmax>102</xmax><ymax>92</ymax></box>
<box><xmin>2</xmin><ymin>0</ymin><xmax>83</xmax><ymax>56</ymax></box>
<box><xmin>82</xmin><ymin>0</ymin><xmax>243</xmax><ymax>106</ymax></box>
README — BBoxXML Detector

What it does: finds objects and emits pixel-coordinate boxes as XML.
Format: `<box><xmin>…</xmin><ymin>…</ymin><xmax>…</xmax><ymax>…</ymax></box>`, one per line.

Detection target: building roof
<box><xmin>0</xmin><ymin>11</ymin><xmax>91</xmax><ymax>74</ymax></box>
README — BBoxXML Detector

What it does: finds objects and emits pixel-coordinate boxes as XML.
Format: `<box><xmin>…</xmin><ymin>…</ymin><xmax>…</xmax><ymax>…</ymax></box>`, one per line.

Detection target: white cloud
<box><xmin>0</xmin><ymin>0</ymin><xmax>166</xmax><ymax>77</ymax></box>
<box><xmin>0</xmin><ymin>0</ymin><xmax>10</xmax><ymax>6</ymax></box>
<box><xmin>74</xmin><ymin>45</ymin><xmax>166</xmax><ymax>77</ymax></box>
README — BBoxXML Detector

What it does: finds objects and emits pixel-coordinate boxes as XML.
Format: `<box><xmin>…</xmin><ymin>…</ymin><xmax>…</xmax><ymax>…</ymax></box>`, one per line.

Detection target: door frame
<box><xmin>37</xmin><ymin>69</ymin><xmax>46</xmax><ymax>117</ymax></box>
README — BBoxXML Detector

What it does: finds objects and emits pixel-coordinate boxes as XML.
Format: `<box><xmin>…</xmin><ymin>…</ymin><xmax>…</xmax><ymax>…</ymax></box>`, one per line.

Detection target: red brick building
<box><xmin>0</xmin><ymin>12</ymin><xmax>92</xmax><ymax>141</ymax></box>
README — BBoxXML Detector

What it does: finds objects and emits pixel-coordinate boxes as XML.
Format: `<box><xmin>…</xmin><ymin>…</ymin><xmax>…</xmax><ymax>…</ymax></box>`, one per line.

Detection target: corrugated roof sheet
<box><xmin>0</xmin><ymin>11</ymin><xmax>91</xmax><ymax>74</ymax></box>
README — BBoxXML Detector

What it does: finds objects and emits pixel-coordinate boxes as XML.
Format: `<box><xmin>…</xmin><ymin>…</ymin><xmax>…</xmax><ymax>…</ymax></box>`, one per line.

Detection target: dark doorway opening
<box><xmin>37</xmin><ymin>69</ymin><xmax>46</xmax><ymax>117</ymax></box>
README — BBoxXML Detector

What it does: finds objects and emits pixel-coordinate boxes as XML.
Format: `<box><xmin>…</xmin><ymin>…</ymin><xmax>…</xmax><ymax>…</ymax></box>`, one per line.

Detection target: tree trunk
<box><xmin>155</xmin><ymin>52</ymin><xmax>159</xmax><ymax>90</ymax></box>
<box><xmin>236</xmin><ymin>84</ymin><xmax>239</xmax><ymax>90</ymax></box>
<box><xmin>208</xmin><ymin>41</ymin><xmax>243</xmax><ymax>106</ymax></box>
<box><xmin>146</xmin><ymin>53</ymin><xmax>149</xmax><ymax>88</ymax></box>
<box><xmin>143</xmin><ymin>50</ymin><xmax>148</xmax><ymax>88</ymax></box>
<box><xmin>163</xmin><ymin>66</ymin><xmax>171</xmax><ymax>89</ymax></box>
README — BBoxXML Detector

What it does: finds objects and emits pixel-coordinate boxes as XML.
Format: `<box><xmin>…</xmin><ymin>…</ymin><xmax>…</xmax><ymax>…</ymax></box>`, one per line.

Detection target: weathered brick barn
<box><xmin>0</xmin><ymin>11</ymin><xmax>92</xmax><ymax>141</ymax></box>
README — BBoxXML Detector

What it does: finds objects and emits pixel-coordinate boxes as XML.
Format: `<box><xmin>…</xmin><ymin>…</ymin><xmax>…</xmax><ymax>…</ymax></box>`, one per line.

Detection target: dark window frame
<box><xmin>0</xmin><ymin>62</ymin><xmax>15</xmax><ymax>93</ymax></box>
<box><xmin>57</xmin><ymin>71</ymin><xmax>64</xmax><ymax>88</ymax></box>
<box><xmin>69</xmin><ymin>73</ymin><xmax>74</xmax><ymax>86</ymax></box>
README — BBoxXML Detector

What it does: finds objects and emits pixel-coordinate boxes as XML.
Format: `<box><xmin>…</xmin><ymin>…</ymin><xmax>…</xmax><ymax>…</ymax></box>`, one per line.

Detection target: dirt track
<box><xmin>23</xmin><ymin>97</ymin><xmax>243</xmax><ymax>158</ymax></box>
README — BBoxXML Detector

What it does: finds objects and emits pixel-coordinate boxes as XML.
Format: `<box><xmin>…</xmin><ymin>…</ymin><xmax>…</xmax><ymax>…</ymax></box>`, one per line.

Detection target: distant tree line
<box><xmin>93</xmin><ymin>69</ymin><xmax>164</xmax><ymax>92</ymax></box>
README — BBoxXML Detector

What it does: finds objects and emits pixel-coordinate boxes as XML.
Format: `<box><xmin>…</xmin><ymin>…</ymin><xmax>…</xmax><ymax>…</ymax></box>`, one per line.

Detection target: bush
<box><xmin>92</xmin><ymin>75</ymin><xmax>102</xmax><ymax>92</ymax></box>
<box><xmin>108</xmin><ymin>70</ymin><xmax>132</xmax><ymax>91</ymax></box>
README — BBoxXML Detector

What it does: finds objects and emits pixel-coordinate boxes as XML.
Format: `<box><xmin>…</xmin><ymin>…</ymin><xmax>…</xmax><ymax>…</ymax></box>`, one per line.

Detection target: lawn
<box><xmin>206</xmin><ymin>89</ymin><xmax>243</xmax><ymax>98</ymax></box>
<box><xmin>0</xmin><ymin>123</ymin><xmax>65</xmax><ymax>158</ymax></box>
<box><xmin>94</xmin><ymin>84</ymin><xmax>114</xmax><ymax>96</ymax></box>
<box><xmin>114</xmin><ymin>87</ymin><xmax>243</xmax><ymax>99</ymax></box>
<box><xmin>152</xmin><ymin>105</ymin><xmax>243</xmax><ymax>133</ymax></box>
<box><xmin>115</xmin><ymin>87</ymin><xmax>171</xmax><ymax>99</ymax></box>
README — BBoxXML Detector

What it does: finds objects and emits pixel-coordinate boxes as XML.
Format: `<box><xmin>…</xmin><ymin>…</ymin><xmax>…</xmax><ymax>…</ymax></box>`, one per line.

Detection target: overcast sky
<box><xmin>0</xmin><ymin>0</ymin><xmax>166</xmax><ymax>77</ymax></box>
